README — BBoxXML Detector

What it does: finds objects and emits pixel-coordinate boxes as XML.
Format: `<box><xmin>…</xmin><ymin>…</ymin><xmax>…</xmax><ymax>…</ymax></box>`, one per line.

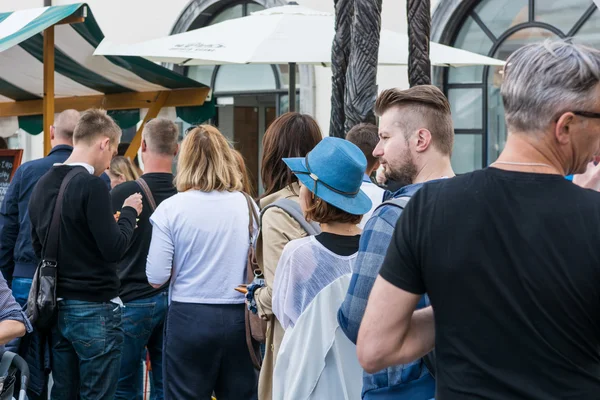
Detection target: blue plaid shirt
<box><xmin>338</xmin><ymin>182</ymin><xmax>433</xmax><ymax>398</ymax></box>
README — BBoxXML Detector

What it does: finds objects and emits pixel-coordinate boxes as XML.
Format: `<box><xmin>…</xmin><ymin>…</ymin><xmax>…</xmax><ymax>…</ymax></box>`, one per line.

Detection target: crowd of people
<box><xmin>0</xmin><ymin>38</ymin><xmax>594</xmax><ymax>400</ymax></box>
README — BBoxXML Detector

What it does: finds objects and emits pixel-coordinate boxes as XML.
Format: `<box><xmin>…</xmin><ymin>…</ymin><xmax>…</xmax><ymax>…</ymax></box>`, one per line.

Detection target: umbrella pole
<box><xmin>43</xmin><ymin>25</ymin><xmax>55</xmax><ymax>156</ymax></box>
<box><xmin>288</xmin><ymin>62</ymin><xmax>296</xmax><ymax>112</ymax></box>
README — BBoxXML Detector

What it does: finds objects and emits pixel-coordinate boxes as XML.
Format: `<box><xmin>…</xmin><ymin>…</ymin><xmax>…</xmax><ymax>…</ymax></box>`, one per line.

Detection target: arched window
<box><xmin>178</xmin><ymin>1</ymin><xmax>299</xmax><ymax>112</ymax></box>
<box><xmin>434</xmin><ymin>0</ymin><xmax>600</xmax><ymax>173</ymax></box>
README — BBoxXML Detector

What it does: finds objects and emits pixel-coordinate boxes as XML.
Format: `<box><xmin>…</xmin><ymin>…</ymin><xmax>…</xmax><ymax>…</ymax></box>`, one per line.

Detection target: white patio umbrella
<box><xmin>95</xmin><ymin>4</ymin><xmax>505</xmax><ymax>110</ymax></box>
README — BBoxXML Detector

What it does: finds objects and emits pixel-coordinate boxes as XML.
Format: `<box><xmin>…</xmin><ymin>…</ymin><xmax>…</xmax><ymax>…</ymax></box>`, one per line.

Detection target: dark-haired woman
<box><xmin>251</xmin><ymin>112</ymin><xmax>322</xmax><ymax>400</ymax></box>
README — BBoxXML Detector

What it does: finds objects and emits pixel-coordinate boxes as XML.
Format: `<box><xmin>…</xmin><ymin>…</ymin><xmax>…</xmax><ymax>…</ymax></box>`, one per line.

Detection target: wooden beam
<box><xmin>0</xmin><ymin>87</ymin><xmax>210</xmax><ymax>118</ymax></box>
<box><xmin>43</xmin><ymin>26</ymin><xmax>55</xmax><ymax>156</ymax></box>
<box><xmin>56</xmin><ymin>15</ymin><xmax>86</xmax><ymax>25</ymax></box>
<box><xmin>125</xmin><ymin>91</ymin><xmax>170</xmax><ymax>161</ymax></box>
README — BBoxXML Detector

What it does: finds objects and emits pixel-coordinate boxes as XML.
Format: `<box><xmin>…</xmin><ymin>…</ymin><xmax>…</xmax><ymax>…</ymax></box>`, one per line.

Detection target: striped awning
<box><xmin>0</xmin><ymin>3</ymin><xmax>213</xmax><ymax>135</ymax></box>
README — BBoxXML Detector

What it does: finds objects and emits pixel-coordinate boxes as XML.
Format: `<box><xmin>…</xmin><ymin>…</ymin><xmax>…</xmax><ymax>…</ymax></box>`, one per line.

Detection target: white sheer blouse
<box><xmin>272</xmin><ymin>236</ymin><xmax>358</xmax><ymax>330</ymax></box>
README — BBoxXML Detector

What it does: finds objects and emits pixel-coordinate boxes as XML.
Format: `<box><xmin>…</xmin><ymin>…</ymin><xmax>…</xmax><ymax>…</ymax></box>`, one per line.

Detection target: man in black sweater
<box><xmin>111</xmin><ymin>119</ymin><xmax>179</xmax><ymax>400</ymax></box>
<box><xmin>29</xmin><ymin>109</ymin><xmax>142</xmax><ymax>400</ymax></box>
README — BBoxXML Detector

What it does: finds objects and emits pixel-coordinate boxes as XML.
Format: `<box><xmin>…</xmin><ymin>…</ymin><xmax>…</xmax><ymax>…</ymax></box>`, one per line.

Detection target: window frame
<box><xmin>434</xmin><ymin>0</ymin><xmax>598</xmax><ymax>170</ymax></box>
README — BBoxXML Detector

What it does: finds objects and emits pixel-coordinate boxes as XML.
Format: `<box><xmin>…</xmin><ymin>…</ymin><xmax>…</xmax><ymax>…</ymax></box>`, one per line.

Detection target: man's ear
<box><xmin>415</xmin><ymin>129</ymin><xmax>433</xmax><ymax>153</ymax></box>
<box><xmin>141</xmin><ymin>139</ymin><xmax>147</xmax><ymax>152</ymax></box>
<box><xmin>50</xmin><ymin>125</ymin><xmax>55</xmax><ymax>141</ymax></box>
<box><xmin>174</xmin><ymin>143</ymin><xmax>180</xmax><ymax>157</ymax></box>
<box><xmin>555</xmin><ymin>112</ymin><xmax>575</xmax><ymax>145</ymax></box>
<box><xmin>100</xmin><ymin>137</ymin><xmax>111</xmax><ymax>150</ymax></box>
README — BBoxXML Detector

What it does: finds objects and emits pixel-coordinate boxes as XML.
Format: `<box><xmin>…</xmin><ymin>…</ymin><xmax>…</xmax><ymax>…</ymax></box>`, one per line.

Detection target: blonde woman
<box><xmin>107</xmin><ymin>156</ymin><xmax>141</xmax><ymax>189</ymax></box>
<box><xmin>146</xmin><ymin>125</ymin><xmax>258</xmax><ymax>400</ymax></box>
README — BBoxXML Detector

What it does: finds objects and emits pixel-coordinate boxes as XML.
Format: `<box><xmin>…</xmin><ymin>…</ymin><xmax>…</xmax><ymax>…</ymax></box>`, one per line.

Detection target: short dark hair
<box><xmin>73</xmin><ymin>109</ymin><xmax>121</xmax><ymax>146</ymax></box>
<box><xmin>375</xmin><ymin>85</ymin><xmax>454</xmax><ymax>155</ymax></box>
<box><xmin>346</xmin><ymin>123</ymin><xmax>379</xmax><ymax>171</ymax></box>
<box><xmin>261</xmin><ymin>112</ymin><xmax>322</xmax><ymax>198</ymax></box>
<box><xmin>305</xmin><ymin>197</ymin><xmax>362</xmax><ymax>225</ymax></box>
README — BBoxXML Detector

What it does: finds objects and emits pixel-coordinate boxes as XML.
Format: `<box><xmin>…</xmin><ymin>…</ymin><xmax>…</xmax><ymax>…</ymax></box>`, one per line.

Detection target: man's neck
<box><xmin>64</xmin><ymin>148</ymin><xmax>95</xmax><ymax>170</ymax></box>
<box><xmin>493</xmin><ymin>132</ymin><xmax>564</xmax><ymax>175</ymax></box>
<box><xmin>413</xmin><ymin>156</ymin><xmax>455</xmax><ymax>185</ymax></box>
<box><xmin>51</xmin><ymin>140</ymin><xmax>73</xmax><ymax>149</ymax></box>
<box><xmin>142</xmin><ymin>154</ymin><xmax>173</xmax><ymax>174</ymax></box>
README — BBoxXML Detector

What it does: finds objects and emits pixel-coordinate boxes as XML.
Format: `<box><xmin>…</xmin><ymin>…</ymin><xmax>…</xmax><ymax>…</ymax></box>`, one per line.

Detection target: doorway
<box><xmin>216</xmin><ymin>94</ymin><xmax>277</xmax><ymax>197</ymax></box>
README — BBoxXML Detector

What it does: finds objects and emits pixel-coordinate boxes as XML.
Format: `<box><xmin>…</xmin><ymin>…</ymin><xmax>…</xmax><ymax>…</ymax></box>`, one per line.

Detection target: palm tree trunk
<box><xmin>344</xmin><ymin>0</ymin><xmax>382</xmax><ymax>132</ymax></box>
<box><xmin>407</xmin><ymin>0</ymin><xmax>431</xmax><ymax>87</ymax></box>
<box><xmin>330</xmin><ymin>0</ymin><xmax>354</xmax><ymax>138</ymax></box>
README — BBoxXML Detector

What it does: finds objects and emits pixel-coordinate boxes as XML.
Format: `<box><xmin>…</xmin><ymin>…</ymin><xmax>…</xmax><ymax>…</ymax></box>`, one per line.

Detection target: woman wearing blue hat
<box><xmin>272</xmin><ymin>137</ymin><xmax>372</xmax><ymax>329</ymax></box>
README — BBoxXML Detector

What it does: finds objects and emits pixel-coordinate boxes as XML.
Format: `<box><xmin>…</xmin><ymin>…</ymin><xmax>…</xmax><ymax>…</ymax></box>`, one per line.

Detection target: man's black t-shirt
<box><xmin>111</xmin><ymin>173</ymin><xmax>177</xmax><ymax>302</ymax></box>
<box><xmin>380</xmin><ymin>168</ymin><xmax>600</xmax><ymax>399</ymax></box>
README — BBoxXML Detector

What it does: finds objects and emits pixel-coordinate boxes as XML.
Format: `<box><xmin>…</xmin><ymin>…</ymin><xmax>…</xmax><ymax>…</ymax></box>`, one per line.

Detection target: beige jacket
<box><xmin>255</xmin><ymin>183</ymin><xmax>307</xmax><ymax>400</ymax></box>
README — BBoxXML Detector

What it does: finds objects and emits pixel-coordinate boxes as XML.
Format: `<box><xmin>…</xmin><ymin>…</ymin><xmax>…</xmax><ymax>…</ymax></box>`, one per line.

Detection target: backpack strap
<box><xmin>136</xmin><ymin>177</ymin><xmax>157</xmax><ymax>212</ymax></box>
<box><xmin>261</xmin><ymin>198</ymin><xmax>321</xmax><ymax>236</ymax></box>
<box><xmin>373</xmin><ymin>196</ymin><xmax>411</xmax><ymax>214</ymax></box>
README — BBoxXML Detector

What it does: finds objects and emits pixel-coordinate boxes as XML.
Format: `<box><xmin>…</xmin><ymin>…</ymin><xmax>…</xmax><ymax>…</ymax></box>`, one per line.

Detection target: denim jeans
<box><xmin>11</xmin><ymin>277</ymin><xmax>32</xmax><ymax>307</ymax></box>
<box><xmin>51</xmin><ymin>300</ymin><xmax>123</xmax><ymax>400</ymax></box>
<box><xmin>12</xmin><ymin>277</ymin><xmax>48</xmax><ymax>400</ymax></box>
<box><xmin>116</xmin><ymin>290</ymin><xmax>168</xmax><ymax>400</ymax></box>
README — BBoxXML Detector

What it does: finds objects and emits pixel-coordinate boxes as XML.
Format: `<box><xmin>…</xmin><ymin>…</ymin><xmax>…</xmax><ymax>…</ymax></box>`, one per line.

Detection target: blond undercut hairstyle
<box><xmin>375</xmin><ymin>85</ymin><xmax>454</xmax><ymax>156</ymax></box>
<box><xmin>176</xmin><ymin>125</ymin><xmax>243</xmax><ymax>192</ymax></box>
<box><xmin>142</xmin><ymin>119</ymin><xmax>179</xmax><ymax>155</ymax></box>
<box><xmin>73</xmin><ymin>109</ymin><xmax>121</xmax><ymax>146</ymax></box>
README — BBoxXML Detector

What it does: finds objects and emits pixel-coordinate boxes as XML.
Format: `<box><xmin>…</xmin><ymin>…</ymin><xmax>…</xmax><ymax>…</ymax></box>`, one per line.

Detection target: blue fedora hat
<box><xmin>283</xmin><ymin>137</ymin><xmax>372</xmax><ymax>216</ymax></box>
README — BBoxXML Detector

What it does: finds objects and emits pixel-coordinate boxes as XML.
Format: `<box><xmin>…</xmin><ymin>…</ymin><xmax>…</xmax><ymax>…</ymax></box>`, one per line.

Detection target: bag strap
<box><xmin>136</xmin><ymin>177</ymin><xmax>157</xmax><ymax>212</ymax></box>
<box><xmin>373</xmin><ymin>196</ymin><xmax>411</xmax><ymax>213</ymax></box>
<box><xmin>44</xmin><ymin>167</ymin><xmax>85</xmax><ymax>263</ymax></box>
<box><xmin>261</xmin><ymin>198</ymin><xmax>321</xmax><ymax>236</ymax></box>
<box><xmin>245</xmin><ymin>308</ymin><xmax>262</xmax><ymax>370</ymax></box>
<box><xmin>242</xmin><ymin>192</ymin><xmax>259</xmax><ymax>242</ymax></box>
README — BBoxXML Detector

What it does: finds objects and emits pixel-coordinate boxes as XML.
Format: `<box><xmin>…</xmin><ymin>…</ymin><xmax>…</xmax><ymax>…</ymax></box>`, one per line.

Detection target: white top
<box><xmin>146</xmin><ymin>190</ymin><xmax>258</xmax><ymax>304</ymax></box>
<box><xmin>358</xmin><ymin>180</ymin><xmax>385</xmax><ymax>229</ymax></box>
<box><xmin>272</xmin><ymin>236</ymin><xmax>357</xmax><ymax>329</ymax></box>
<box><xmin>273</xmin><ymin>274</ymin><xmax>363</xmax><ymax>400</ymax></box>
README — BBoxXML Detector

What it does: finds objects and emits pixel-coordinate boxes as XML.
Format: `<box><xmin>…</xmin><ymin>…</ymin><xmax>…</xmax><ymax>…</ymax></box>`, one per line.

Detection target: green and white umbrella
<box><xmin>0</xmin><ymin>3</ymin><xmax>213</xmax><ymax>136</ymax></box>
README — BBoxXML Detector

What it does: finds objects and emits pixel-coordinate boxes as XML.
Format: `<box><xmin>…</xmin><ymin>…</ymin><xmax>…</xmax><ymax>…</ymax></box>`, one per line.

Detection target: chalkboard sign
<box><xmin>0</xmin><ymin>150</ymin><xmax>23</xmax><ymax>206</ymax></box>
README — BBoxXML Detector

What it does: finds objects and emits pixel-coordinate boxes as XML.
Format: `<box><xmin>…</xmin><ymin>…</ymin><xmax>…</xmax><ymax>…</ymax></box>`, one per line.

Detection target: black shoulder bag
<box><xmin>27</xmin><ymin>167</ymin><xmax>84</xmax><ymax>331</ymax></box>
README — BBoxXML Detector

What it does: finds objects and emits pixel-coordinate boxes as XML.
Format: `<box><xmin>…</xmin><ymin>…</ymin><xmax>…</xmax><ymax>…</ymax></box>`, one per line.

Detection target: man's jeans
<box><xmin>116</xmin><ymin>290</ymin><xmax>168</xmax><ymax>400</ymax></box>
<box><xmin>51</xmin><ymin>300</ymin><xmax>123</xmax><ymax>400</ymax></box>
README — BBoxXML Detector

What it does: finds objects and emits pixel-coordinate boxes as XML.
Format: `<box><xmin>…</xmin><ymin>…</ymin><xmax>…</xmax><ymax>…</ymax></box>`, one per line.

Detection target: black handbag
<box><xmin>27</xmin><ymin>167</ymin><xmax>84</xmax><ymax>331</ymax></box>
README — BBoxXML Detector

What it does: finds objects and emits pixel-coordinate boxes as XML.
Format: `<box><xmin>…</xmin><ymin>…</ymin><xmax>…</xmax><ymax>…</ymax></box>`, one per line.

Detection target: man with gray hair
<box><xmin>358</xmin><ymin>40</ymin><xmax>600</xmax><ymax>398</ymax></box>
<box><xmin>111</xmin><ymin>118</ymin><xmax>179</xmax><ymax>400</ymax></box>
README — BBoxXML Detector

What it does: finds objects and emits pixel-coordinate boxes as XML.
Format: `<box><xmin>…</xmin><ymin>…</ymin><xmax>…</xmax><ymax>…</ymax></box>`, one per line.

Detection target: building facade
<box><xmin>1</xmin><ymin>0</ymin><xmax>598</xmax><ymax>181</ymax></box>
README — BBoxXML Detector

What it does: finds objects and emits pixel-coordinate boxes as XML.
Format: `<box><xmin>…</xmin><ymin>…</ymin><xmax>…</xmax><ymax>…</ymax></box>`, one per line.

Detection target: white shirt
<box><xmin>273</xmin><ymin>274</ymin><xmax>363</xmax><ymax>400</ymax></box>
<box><xmin>146</xmin><ymin>190</ymin><xmax>258</xmax><ymax>304</ymax></box>
<box><xmin>53</xmin><ymin>162</ymin><xmax>95</xmax><ymax>175</ymax></box>
<box><xmin>272</xmin><ymin>236</ymin><xmax>357</xmax><ymax>329</ymax></box>
<box><xmin>358</xmin><ymin>179</ymin><xmax>385</xmax><ymax>229</ymax></box>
